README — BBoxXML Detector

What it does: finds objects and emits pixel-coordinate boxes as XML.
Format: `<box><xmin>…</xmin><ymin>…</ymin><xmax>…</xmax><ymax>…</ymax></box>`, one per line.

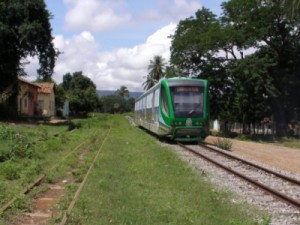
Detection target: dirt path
<box><xmin>8</xmin><ymin>175</ymin><xmax>72</xmax><ymax>225</ymax></box>
<box><xmin>205</xmin><ymin>136</ymin><xmax>300</xmax><ymax>175</ymax></box>
<box><xmin>8</xmin><ymin>143</ymin><xmax>91</xmax><ymax>225</ymax></box>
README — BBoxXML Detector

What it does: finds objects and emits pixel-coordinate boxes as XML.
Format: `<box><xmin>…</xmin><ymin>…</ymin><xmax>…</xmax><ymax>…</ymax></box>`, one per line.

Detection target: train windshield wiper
<box><xmin>188</xmin><ymin>109</ymin><xmax>195</xmax><ymax>115</ymax></box>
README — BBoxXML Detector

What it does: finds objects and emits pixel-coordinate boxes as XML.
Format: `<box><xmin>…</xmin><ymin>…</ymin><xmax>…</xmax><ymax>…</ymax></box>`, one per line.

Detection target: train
<box><xmin>135</xmin><ymin>77</ymin><xmax>209</xmax><ymax>142</ymax></box>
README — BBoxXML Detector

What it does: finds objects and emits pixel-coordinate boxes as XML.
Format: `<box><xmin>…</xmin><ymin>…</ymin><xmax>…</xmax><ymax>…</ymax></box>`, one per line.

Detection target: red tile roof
<box><xmin>17</xmin><ymin>77</ymin><xmax>40</xmax><ymax>88</ymax></box>
<box><xmin>36</xmin><ymin>83</ymin><xmax>54</xmax><ymax>94</ymax></box>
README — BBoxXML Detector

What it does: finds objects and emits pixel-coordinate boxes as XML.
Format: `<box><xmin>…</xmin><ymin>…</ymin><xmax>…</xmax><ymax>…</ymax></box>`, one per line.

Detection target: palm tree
<box><xmin>142</xmin><ymin>74</ymin><xmax>156</xmax><ymax>90</ymax></box>
<box><xmin>115</xmin><ymin>86</ymin><xmax>129</xmax><ymax>98</ymax></box>
<box><xmin>143</xmin><ymin>55</ymin><xmax>166</xmax><ymax>90</ymax></box>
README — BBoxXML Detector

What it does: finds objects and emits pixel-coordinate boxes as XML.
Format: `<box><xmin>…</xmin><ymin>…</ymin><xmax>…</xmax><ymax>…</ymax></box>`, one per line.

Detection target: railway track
<box><xmin>177</xmin><ymin>142</ymin><xmax>300</xmax><ymax>224</ymax></box>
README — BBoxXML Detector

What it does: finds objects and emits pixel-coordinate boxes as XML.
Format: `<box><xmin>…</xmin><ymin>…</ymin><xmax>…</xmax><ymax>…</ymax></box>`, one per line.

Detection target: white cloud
<box><xmin>64</xmin><ymin>0</ymin><xmax>131</xmax><ymax>31</ymax></box>
<box><xmin>141</xmin><ymin>0</ymin><xmax>202</xmax><ymax>22</ymax></box>
<box><xmin>92</xmin><ymin>23</ymin><xmax>177</xmax><ymax>91</ymax></box>
<box><xmin>24</xmin><ymin>23</ymin><xmax>177</xmax><ymax>92</ymax></box>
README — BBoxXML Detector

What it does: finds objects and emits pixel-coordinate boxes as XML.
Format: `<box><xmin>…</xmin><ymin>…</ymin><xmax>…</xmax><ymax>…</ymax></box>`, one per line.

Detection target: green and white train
<box><xmin>135</xmin><ymin>77</ymin><xmax>209</xmax><ymax>142</ymax></box>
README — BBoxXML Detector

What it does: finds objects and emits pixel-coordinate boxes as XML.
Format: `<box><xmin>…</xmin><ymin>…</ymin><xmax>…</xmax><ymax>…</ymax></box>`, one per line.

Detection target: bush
<box><xmin>0</xmin><ymin>148</ymin><xmax>11</xmax><ymax>162</ymax></box>
<box><xmin>0</xmin><ymin>123</ymin><xmax>14</xmax><ymax>140</ymax></box>
<box><xmin>11</xmin><ymin>132</ymin><xmax>32</xmax><ymax>158</ymax></box>
<box><xmin>2</xmin><ymin>162</ymin><xmax>21</xmax><ymax>180</ymax></box>
<box><xmin>67</xmin><ymin>120</ymin><xmax>82</xmax><ymax>131</ymax></box>
<box><xmin>213</xmin><ymin>138</ymin><xmax>233</xmax><ymax>151</ymax></box>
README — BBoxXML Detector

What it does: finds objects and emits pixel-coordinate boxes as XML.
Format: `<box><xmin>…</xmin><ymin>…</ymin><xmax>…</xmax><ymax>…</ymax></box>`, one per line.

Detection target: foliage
<box><xmin>61</xmin><ymin>71</ymin><xmax>101</xmax><ymax>116</ymax></box>
<box><xmin>54</xmin><ymin>83</ymin><xmax>67</xmax><ymax>111</ymax></box>
<box><xmin>170</xmin><ymin>8</ymin><xmax>230</xmax><ymax>120</ymax></box>
<box><xmin>0</xmin><ymin>123</ymin><xmax>14</xmax><ymax>140</ymax></box>
<box><xmin>67</xmin><ymin>120</ymin><xmax>82</xmax><ymax>131</ymax></box>
<box><xmin>170</xmin><ymin>1</ymin><xmax>300</xmax><ymax>136</ymax></box>
<box><xmin>115</xmin><ymin>86</ymin><xmax>129</xmax><ymax>98</ymax></box>
<box><xmin>100</xmin><ymin>95</ymin><xmax>134</xmax><ymax>114</ymax></box>
<box><xmin>143</xmin><ymin>55</ymin><xmax>167</xmax><ymax>90</ymax></box>
<box><xmin>282</xmin><ymin>0</ymin><xmax>300</xmax><ymax>17</ymax></box>
<box><xmin>0</xmin><ymin>117</ymin><xmax>110</xmax><ymax>213</ymax></box>
<box><xmin>213</xmin><ymin>138</ymin><xmax>233</xmax><ymax>151</ymax></box>
<box><xmin>2</xmin><ymin>161</ymin><xmax>21</xmax><ymax>180</ymax></box>
<box><xmin>0</xmin><ymin>0</ymin><xmax>58</xmax><ymax>111</ymax></box>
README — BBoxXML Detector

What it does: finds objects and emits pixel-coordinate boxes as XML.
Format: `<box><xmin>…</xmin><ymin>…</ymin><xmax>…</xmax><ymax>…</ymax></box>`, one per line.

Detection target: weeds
<box><xmin>0</xmin><ymin>123</ymin><xmax>14</xmax><ymax>140</ymax></box>
<box><xmin>213</xmin><ymin>138</ymin><xmax>233</xmax><ymax>150</ymax></box>
<box><xmin>2</xmin><ymin>161</ymin><xmax>21</xmax><ymax>180</ymax></box>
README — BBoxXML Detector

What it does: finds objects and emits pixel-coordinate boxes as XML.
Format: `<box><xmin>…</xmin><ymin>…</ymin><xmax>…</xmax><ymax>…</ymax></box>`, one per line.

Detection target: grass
<box><xmin>67</xmin><ymin>115</ymin><xmax>263</xmax><ymax>225</ymax></box>
<box><xmin>0</xmin><ymin>117</ymin><xmax>110</xmax><ymax>214</ymax></box>
<box><xmin>211</xmin><ymin>130</ymin><xmax>300</xmax><ymax>150</ymax></box>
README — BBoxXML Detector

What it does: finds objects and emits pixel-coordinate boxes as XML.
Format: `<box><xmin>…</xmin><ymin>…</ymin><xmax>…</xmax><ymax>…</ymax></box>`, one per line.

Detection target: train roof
<box><xmin>136</xmin><ymin>77</ymin><xmax>207</xmax><ymax>101</ymax></box>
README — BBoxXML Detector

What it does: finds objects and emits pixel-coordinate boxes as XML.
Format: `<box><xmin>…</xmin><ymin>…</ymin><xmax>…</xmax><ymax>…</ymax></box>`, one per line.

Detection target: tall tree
<box><xmin>170</xmin><ymin>8</ymin><xmax>232</xmax><ymax>120</ymax></box>
<box><xmin>221</xmin><ymin>0</ymin><xmax>300</xmax><ymax>135</ymax></box>
<box><xmin>0</xmin><ymin>0</ymin><xmax>57</xmax><ymax>95</ymax></box>
<box><xmin>61</xmin><ymin>71</ymin><xmax>100</xmax><ymax>116</ymax></box>
<box><xmin>115</xmin><ymin>86</ymin><xmax>129</xmax><ymax>98</ymax></box>
<box><xmin>143</xmin><ymin>55</ymin><xmax>166</xmax><ymax>90</ymax></box>
<box><xmin>170</xmin><ymin>1</ymin><xmax>300</xmax><ymax>136</ymax></box>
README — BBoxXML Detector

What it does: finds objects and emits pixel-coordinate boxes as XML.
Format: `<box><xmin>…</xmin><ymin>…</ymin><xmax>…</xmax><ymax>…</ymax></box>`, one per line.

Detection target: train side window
<box><xmin>161</xmin><ymin>87</ymin><xmax>169</xmax><ymax>116</ymax></box>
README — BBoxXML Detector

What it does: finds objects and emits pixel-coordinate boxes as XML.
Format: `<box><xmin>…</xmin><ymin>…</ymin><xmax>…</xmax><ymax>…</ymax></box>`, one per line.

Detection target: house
<box><xmin>35</xmin><ymin>82</ymin><xmax>55</xmax><ymax>117</ymax></box>
<box><xmin>1</xmin><ymin>77</ymin><xmax>56</xmax><ymax>117</ymax></box>
<box><xmin>17</xmin><ymin>77</ymin><xmax>40</xmax><ymax>116</ymax></box>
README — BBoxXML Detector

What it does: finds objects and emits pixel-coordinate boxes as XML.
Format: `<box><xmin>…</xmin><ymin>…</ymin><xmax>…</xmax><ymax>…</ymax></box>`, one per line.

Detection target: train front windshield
<box><xmin>171</xmin><ymin>86</ymin><xmax>204</xmax><ymax>118</ymax></box>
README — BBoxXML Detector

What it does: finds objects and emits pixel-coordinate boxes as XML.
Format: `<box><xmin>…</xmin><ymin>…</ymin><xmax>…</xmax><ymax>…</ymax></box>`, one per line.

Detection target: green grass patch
<box><xmin>68</xmin><ymin>115</ymin><xmax>263</xmax><ymax>225</ymax></box>
<box><xmin>0</xmin><ymin>117</ymin><xmax>110</xmax><ymax>212</ymax></box>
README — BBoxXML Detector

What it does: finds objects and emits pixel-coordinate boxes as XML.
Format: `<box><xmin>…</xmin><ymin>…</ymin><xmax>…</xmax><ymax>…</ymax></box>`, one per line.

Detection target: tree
<box><xmin>100</xmin><ymin>95</ymin><xmax>134</xmax><ymax>114</ymax></box>
<box><xmin>61</xmin><ymin>71</ymin><xmax>100</xmax><ymax>116</ymax></box>
<box><xmin>115</xmin><ymin>86</ymin><xmax>129</xmax><ymax>98</ymax></box>
<box><xmin>221</xmin><ymin>0</ymin><xmax>300</xmax><ymax>135</ymax></box>
<box><xmin>143</xmin><ymin>55</ymin><xmax>166</xmax><ymax>90</ymax></box>
<box><xmin>282</xmin><ymin>0</ymin><xmax>300</xmax><ymax>17</ymax></box>
<box><xmin>0</xmin><ymin>0</ymin><xmax>57</xmax><ymax>100</ymax></box>
<box><xmin>54</xmin><ymin>84</ymin><xmax>67</xmax><ymax>111</ymax></box>
<box><xmin>170</xmin><ymin>8</ymin><xmax>232</xmax><ymax>120</ymax></box>
<box><xmin>170</xmin><ymin>1</ymin><xmax>300</xmax><ymax>136</ymax></box>
<box><xmin>143</xmin><ymin>74</ymin><xmax>156</xmax><ymax>91</ymax></box>
<box><xmin>165</xmin><ymin>65</ymin><xmax>181</xmax><ymax>78</ymax></box>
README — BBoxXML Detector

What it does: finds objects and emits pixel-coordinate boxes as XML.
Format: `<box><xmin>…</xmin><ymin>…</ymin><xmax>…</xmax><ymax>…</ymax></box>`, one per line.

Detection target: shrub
<box><xmin>0</xmin><ymin>123</ymin><xmax>14</xmax><ymax>140</ymax></box>
<box><xmin>11</xmin><ymin>132</ymin><xmax>32</xmax><ymax>158</ymax></box>
<box><xmin>67</xmin><ymin>120</ymin><xmax>82</xmax><ymax>131</ymax></box>
<box><xmin>3</xmin><ymin>162</ymin><xmax>21</xmax><ymax>180</ymax></box>
<box><xmin>213</xmin><ymin>138</ymin><xmax>233</xmax><ymax>151</ymax></box>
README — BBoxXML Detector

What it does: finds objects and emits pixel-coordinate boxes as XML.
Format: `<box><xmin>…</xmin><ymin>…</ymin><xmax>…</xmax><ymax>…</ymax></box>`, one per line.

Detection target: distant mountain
<box><xmin>97</xmin><ymin>90</ymin><xmax>143</xmax><ymax>99</ymax></box>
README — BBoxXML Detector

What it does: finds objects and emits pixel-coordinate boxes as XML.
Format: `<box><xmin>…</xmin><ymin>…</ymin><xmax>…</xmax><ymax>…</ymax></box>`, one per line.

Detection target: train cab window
<box><xmin>171</xmin><ymin>86</ymin><xmax>204</xmax><ymax>118</ymax></box>
<box><xmin>161</xmin><ymin>87</ymin><xmax>169</xmax><ymax>116</ymax></box>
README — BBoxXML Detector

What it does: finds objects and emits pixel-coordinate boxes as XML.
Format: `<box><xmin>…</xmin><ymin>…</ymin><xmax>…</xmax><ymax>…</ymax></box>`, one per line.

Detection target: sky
<box><xmin>25</xmin><ymin>0</ymin><xmax>225</xmax><ymax>92</ymax></box>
